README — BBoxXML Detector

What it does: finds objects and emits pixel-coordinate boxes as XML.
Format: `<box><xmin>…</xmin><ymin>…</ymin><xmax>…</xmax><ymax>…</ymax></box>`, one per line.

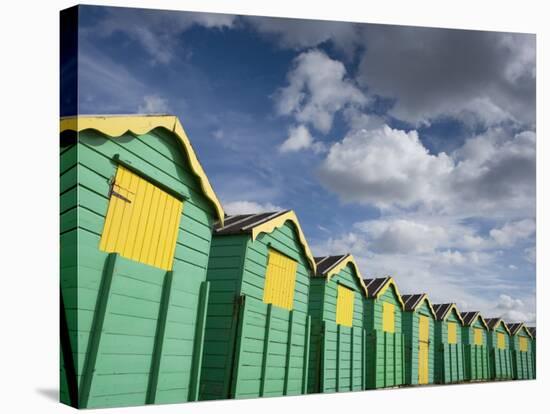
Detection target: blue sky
<box><xmin>71</xmin><ymin>5</ymin><xmax>536</xmax><ymax>323</ymax></box>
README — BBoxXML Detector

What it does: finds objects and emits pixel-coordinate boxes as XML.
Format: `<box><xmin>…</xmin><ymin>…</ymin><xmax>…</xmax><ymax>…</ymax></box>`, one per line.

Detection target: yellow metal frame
<box><xmin>250</xmin><ymin>210</ymin><xmax>317</xmax><ymax>274</ymax></box>
<box><xmin>374</xmin><ymin>277</ymin><xmax>405</xmax><ymax>309</ymax></box>
<box><xmin>325</xmin><ymin>254</ymin><xmax>368</xmax><ymax>297</ymax></box>
<box><xmin>60</xmin><ymin>115</ymin><xmax>225</xmax><ymax>225</ymax></box>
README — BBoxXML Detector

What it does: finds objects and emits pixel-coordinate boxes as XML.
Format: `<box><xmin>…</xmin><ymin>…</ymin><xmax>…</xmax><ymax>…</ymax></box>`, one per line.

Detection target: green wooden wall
<box><xmin>510</xmin><ymin>329</ymin><xmax>535</xmax><ymax>380</ymax></box>
<box><xmin>308</xmin><ymin>265</ymin><xmax>368</xmax><ymax>393</ymax></box>
<box><xmin>434</xmin><ymin>310</ymin><xmax>465</xmax><ymax>384</ymax></box>
<box><xmin>200</xmin><ymin>222</ymin><xmax>313</xmax><ymax>401</ymax></box>
<box><xmin>462</xmin><ymin>318</ymin><xmax>489</xmax><ymax>381</ymax></box>
<box><xmin>365</xmin><ymin>287</ymin><xmax>405</xmax><ymax>389</ymax></box>
<box><xmin>403</xmin><ymin>300</ymin><xmax>435</xmax><ymax>385</ymax></box>
<box><xmin>60</xmin><ymin>128</ymin><xmax>216</xmax><ymax>408</ymax></box>
<box><xmin>488</xmin><ymin>324</ymin><xmax>513</xmax><ymax>380</ymax></box>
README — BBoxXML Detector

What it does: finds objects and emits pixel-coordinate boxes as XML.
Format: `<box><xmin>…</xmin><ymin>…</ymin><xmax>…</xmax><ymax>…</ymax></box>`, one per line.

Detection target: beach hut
<box><xmin>200</xmin><ymin>210</ymin><xmax>315</xmax><ymax>401</ymax></box>
<box><xmin>59</xmin><ymin>115</ymin><xmax>225</xmax><ymax>408</ymax></box>
<box><xmin>433</xmin><ymin>304</ymin><xmax>465</xmax><ymax>384</ymax></box>
<box><xmin>401</xmin><ymin>294</ymin><xmax>437</xmax><ymax>386</ymax></box>
<box><xmin>527</xmin><ymin>327</ymin><xmax>536</xmax><ymax>378</ymax></box>
<box><xmin>308</xmin><ymin>254</ymin><xmax>369</xmax><ymax>393</ymax></box>
<box><xmin>460</xmin><ymin>312</ymin><xmax>490</xmax><ymax>381</ymax></box>
<box><xmin>485</xmin><ymin>318</ymin><xmax>513</xmax><ymax>380</ymax></box>
<box><xmin>363</xmin><ymin>277</ymin><xmax>406</xmax><ymax>389</ymax></box>
<box><xmin>508</xmin><ymin>323</ymin><xmax>535</xmax><ymax>380</ymax></box>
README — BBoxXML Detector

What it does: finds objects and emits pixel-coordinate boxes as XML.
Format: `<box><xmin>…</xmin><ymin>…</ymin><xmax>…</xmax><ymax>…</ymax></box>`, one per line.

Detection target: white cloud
<box><xmin>279</xmin><ymin>125</ymin><xmax>325</xmax><ymax>154</ymax></box>
<box><xmin>318</xmin><ymin>125</ymin><xmax>454</xmax><ymax>209</ymax></box>
<box><xmin>137</xmin><ymin>95</ymin><xmax>170</xmax><ymax>113</ymax></box>
<box><xmin>275</xmin><ymin>49</ymin><xmax>367</xmax><ymax>133</ymax></box>
<box><xmin>224</xmin><ymin>200</ymin><xmax>284</xmax><ymax>215</ymax></box>
<box><xmin>524</xmin><ymin>246</ymin><xmax>536</xmax><ymax>263</ymax></box>
<box><xmin>492</xmin><ymin>294</ymin><xmax>535</xmax><ymax>323</ymax></box>
<box><xmin>355</xmin><ymin>219</ymin><xmax>447</xmax><ymax>254</ymax></box>
<box><xmin>489</xmin><ymin>219</ymin><xmax>536</xmax><ymax>247</ymax></box>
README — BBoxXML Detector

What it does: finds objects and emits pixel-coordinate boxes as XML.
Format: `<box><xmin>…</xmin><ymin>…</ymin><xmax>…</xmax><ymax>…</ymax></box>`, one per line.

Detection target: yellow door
<box><xmin>418</xmin><ymin>315</ymin><xmax>430</xmax><ymax>384</ymax></box>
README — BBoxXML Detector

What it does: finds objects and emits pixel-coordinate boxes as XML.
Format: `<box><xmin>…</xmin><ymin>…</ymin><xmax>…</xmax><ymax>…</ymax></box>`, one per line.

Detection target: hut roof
<box><xmin>507</xmin><ymin>322</ymin><xmax>533</xmax><ymax>338</ymax></box>
<box><xmin>485</xmin><ymin>318</ymin><xmax>512</xmax><ymax>334</ymax></box>
<box><xmin>314</xmin><ymin>254</ymin><xmax>368</xmax><ymax>296</ymax></box>
<box><xmin>401</xmin><ymin>293</ymin><xmax>437</xmax><ymax>318</ymax></box>
<box><xmin>460</xmin><ymin>311</ymin><xmax>489</xmax><ymax>329</ymax></box>
<box><xmin>527</xmin><ymin>326</ymin><xmax>536</xmax><ymax>338</ymax></box>
<box><xmin>363</xmin><ymin>277</ymin><xmax>405</xmax><ymax>309</ymax></box>
<box><xmin>214</xmin><ymin>210</ymin><xmax>316</xmax><ymax>273</ymax></box>
<box><xmin>432</xmin><ymin>303</ymin><xmax>464</xmax><ymax>324</ymax></box>
<box><xmin>60</xmin><ymin>114</ymin><xmax>225</xmax><ymax>225</ymax></box>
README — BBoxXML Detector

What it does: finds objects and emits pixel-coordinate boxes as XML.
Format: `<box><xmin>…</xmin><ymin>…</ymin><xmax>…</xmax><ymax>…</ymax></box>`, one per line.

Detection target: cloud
<box><xmin>524</xmin><ymin>246</ymin><xmax>536</xmax><ymax>263</ymax></box>
<box><xmin>85</xmin><ymin>7</ymin><xmax>235</xmax><ymax>64</ymax></box>
<box><xmin>279</xmin><ymin>125</ymin><xmax>325</xmax><ymax>153</ymax></box>
<box><xmin>492</xmin><ymin>294</ymin><xmax>535</xmax><ymax>323</ymax></box>
<box><xmin>317</xmin><ymin>124</ymin><xmax>535</xmax><ymax>217</ymax></box>
<box><xmin>224</xmin><ymin>200</ymin><xmax>284</xmax><ymax>215</ymax></box>
<box><xmin>357</xmin><ymin>26</ymin><xmax>535</xmax><ymax>127</ymax></box>
<box><xmin>245</xmin><ymin>16</ymin><xmax>361</xmax><ymax>57</ymax></box>
<box><xmin>137</xmin><ymin>95</ymin><xmax>170</xmax><ymax>113</ymax></box>
<box><xmin>489</xmin><ymin>219</ymin><xmax>536</xmax><ymax>247</ymax></box>
<box><xmin>274</xmin><ymin>49</ymin><xmax>367</xmax><ymax>133</ymax></box>
<box><xmin>318</xmin><ymin>125</ymin><xmax>454</xmax><ymax>209</ymax></box>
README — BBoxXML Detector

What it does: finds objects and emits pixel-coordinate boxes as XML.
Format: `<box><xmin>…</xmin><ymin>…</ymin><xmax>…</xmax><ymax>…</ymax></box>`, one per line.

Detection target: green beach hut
<box><xmin>308</xmin><ymin>254</ymin><xmax>369</xmax><ymax>393</ymax></box>
<box><xmin>60</xmin><ymin>115</ymin><xmax>225</xmax><ymax>408</ymax></box>
<box><xmin>527</xmin><ymin>327</ymin><xmax>536</xmax><ymax>378</ymax></box>
<box><xmin>485</xmin><ymin>318</ymin><xmax>513</xmax><ymax>380</ymax></box>
<box><xmin>363</xmin><ymin>277</ymin><xmax>406</xmax><ymax>389</ymax></box>
<box><xmin>401</xmin><ymin>293</ymin><xmax>437</xmax><ymax>386</ymax></box>
<box><xmin>460</xmin><ymin>312</ymin><xmax>490</xmax><ymax>381</ymax></box>
<box><xmin>200</xmin><ymin>210</ymin><xmax>316</xmax><ymax>401</ymax></box>
<box><xmin>433</xmin><ymin>303</ymin><xmax>465</xmax><ymax>384</ymax></box>
<box><xmin>508</xmin><ymin>323</ymin><xmax>535</xmax><ymax>380</ymax></box>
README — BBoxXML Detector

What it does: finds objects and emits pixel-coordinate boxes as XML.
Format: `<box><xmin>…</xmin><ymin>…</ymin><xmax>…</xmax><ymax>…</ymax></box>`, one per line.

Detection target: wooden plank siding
<box><xmin>510</xmin><ymin>328</ymin><xmax>535</xmax><ymax>380</ymax></box>
<box><xmin>200</xmin><ymin>222</ymin><xmax>313</xmax><ymax>400</ymax></box>
<box><xmin>487</xmin><ymin>323</ymin><xmax>513</xmax><ymax>380</ymax></box>
<box><xmin>434</xmin><ymin>310</ymin><xmax>465</xmax><ymax>384</ymax></box>
<box><xmin>403</xmin><ymin>300</ymin><xmax>435</xmax><ymax>385</ymax></box>
<box><xmin>61</xmin><ymin>127</ymin><xmax>217</xmax><ymax>408</ymax></box>
<box><xmin>462</xmin><ymin>318</ymin><xmax>490</xmax><ymax>381</ymax></box>
<box><xmin>308</xmin><ymin>264</ymin><xmax>367</xmax><ymax>393</ymax></box>
<box><xmin>365</xmin><ymin>287</ymin><xmax>405</xmax><ymax>389</ymax></box>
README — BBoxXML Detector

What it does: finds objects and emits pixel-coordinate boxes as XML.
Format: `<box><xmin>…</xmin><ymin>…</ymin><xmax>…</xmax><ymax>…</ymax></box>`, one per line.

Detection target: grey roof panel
<box><xmin>314</xmin><ymin>255</ymin><xmax>348</xmax><ymax>277</ymax></box>
<box><xmin>363</xmin><ymin>277</ymin><xmax>391</xmax><ymax>299</ymax></box>
<box><xmin>214</xmin><ymin>211</ymin><xmax>288</xmax><ymax>235</ymax></box>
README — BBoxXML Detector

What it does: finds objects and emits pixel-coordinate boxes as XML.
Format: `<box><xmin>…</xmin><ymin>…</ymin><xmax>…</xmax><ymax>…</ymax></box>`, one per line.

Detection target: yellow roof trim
<box><xmin>471</xmin><ymin>314</ymin><xmax>489</xmax><ymax>330</ymax></box>
<box><xmin>491</xmin><ymin>319</ymin><xmax>512</xmax><ymax>335</ymax></box>
<box><xmin>513</xmin><ymin>323</ymin><xmax>533</xmax><ymax>339</ymax></box>
<box><xmin>441</xmin><ymin>304</ymin><xmax>465</xmax><ymax>325</ymax></box>
<box><xmin>251</xmin><ymin>210</ymin><xmax>316</xmax><ymax>274</ymax></box>
<box><xmin>376</xmin><ymin>277</ymin><xmax>405</xmax><ymax>310</ymax></box>
<box><xmin>60</xmin><ymin>115</ymin><xmax>225</xmax><ymax>225</ymax></box>
<box><xmin>411</xmin><ymin>295</ymin><xmax>438</xmax><ymax>319</ymax></box>
<box><xmin>326</xmin><ymin>254</ymin><xmax>369</xmax><ymax>297</ymax></box>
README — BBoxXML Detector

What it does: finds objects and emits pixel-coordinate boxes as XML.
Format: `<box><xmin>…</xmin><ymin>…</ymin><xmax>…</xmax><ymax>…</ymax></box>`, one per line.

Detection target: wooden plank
<box><xmin>283</xmin><ymin>310</ymin><xmax>294</xmax><ymax>395</ymax></box>
<box><xmin>78</xmin><ymin>253</ymin><xmax>117</xmax><ymax>408</ymax></box>
<box><xmin>145</xmin><ymin>271</ymin><xmax>173</xmax><ymax>404</ymax></box>
<box><xmin>336</xmin><ymin>324</ymin><xmax>341</xmax><ymax>392</ymax></box>
<box><xmin>188</xmin><ymin>280</ymin><xmax>210</xmax><ymax>401</ymax></box>
<box><xmin>60</xmin><ymin>289</ymin><xmax>79</xmax><ymax>407</ymax></box>
<box><xmin>230</xmin><ymin>295</ymin><xmax>248</xmax><ymax>398</ymax></box>
<box><xmin>259</xmin><ymin>304</ymin><xmax>273</xmax><ymax>397</ymax></box>
<box><xmin>362</xmin><ymin>328</ymin><xmax>366</xmax><ymax>389</ymax></box>
<box><xmin>302</xmin><ymin>315</ymin><xmax>311</xmax><ymax>394</ymax></box>
<box><xmin>350</xmin><ymin>327</ymin><xmax>354</xmax><ymax>390</ymax></box>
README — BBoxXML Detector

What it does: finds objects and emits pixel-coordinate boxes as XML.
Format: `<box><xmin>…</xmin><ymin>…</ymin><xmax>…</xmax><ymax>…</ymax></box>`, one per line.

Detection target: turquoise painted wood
<box><xmin>510</xmin><ymin>326</ymin><xmax>535</xmax><ymax>380</ymax></box>
<box><xmin>402</xmin><ymin>298</ymin><xmax>435</xmax><ymax>385</ymax></box>
<box><xmin>364</xmin><ymin>283</ymin><xmax>405</xmax><ymax>389</ymax></box>
<box><xmin>200</xmin><ymin>222</ymin><xmax>313</xmax><ymax>401</ymax></box>
<box><xmin>434</xmin><ymin>308</ymin><xmax>465</xmax><ymax>384</ymax></box>
<box><xmin>462</xmin><ymin>317</ymin><xmax>490</xmax><ymax>381</ymax></box>
<box><xmin>308</xmin><ymin>262</ymin><xmax>368</xmax><ymax>393</ymax></box>
<box><xmin>487</xmin><ymin>321</ymin><xmax>513</xmax><ymax>380</ymax></box>
<box><xmin>60</xmin><ymin>125</ymin><xmax>218</xmax><ymax>408</ymax></box>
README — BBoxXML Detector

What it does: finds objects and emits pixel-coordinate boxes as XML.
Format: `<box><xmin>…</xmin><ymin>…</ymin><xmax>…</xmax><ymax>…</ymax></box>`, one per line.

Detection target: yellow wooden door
<box><xmin>418</xmin><ymin>315</ymin><xmax>430</xmax><ymax>384</ymax></box>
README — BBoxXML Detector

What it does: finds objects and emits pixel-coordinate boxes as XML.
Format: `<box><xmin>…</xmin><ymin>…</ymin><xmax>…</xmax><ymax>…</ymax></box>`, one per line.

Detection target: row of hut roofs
<box><xmin>59</xmin><ymin>115</ymin><xmax>536</xmax><ymax>410</ymax></box>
